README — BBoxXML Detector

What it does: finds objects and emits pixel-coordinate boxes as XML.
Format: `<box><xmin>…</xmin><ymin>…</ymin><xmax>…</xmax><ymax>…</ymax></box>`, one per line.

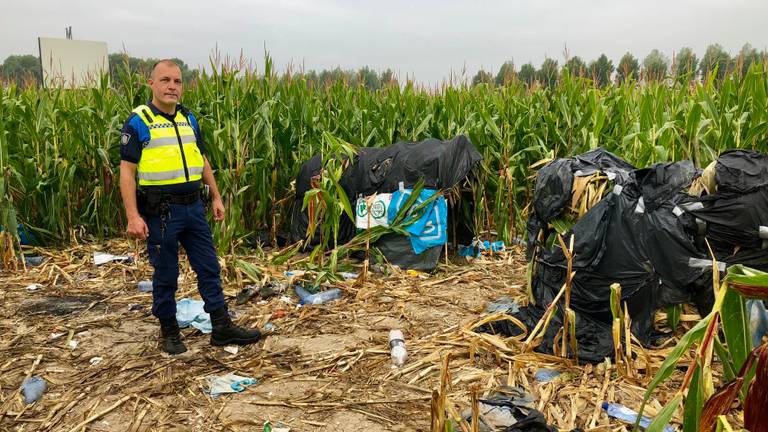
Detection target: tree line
<box><xmin>1</xmin><ymin>43</ymin><xmax>765</xmax><ymax>89</ymax></box>
<box><xmin>0</xmin><ymin>53</ymin><xmax>399</xmax><ymax>90</ymax></box>
<box><xmin>475</xmin><ymin>43</ymin><xmax>767</xmax><ymax>87</ymax></box>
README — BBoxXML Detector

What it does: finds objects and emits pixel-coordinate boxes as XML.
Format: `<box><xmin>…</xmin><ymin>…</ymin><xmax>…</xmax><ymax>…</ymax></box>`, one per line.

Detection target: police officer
<box><xmin>119</xmin><ymin>59</ymin><xmax>261</xmax><ymax>355</ymax></box>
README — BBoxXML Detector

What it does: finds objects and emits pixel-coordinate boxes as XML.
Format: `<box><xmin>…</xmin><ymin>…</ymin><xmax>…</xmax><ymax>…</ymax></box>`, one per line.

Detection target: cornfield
<box><xmin>1</xmin><ymin>56</ymin><xmax>767</xmax><ymax>252</ymax></box>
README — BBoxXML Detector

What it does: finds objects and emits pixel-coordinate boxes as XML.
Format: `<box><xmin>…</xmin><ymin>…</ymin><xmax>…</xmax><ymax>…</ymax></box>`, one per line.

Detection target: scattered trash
<box><xmin>204</xmin><ymin>373</ymin><xmax>257</xmax><ymax>396</ymax></box>
<box><xmin>68</xmin><ymin>340</ymin><xmax>78</xmax><ymax>349</ymax></box>
<box><xmin>263</xmin><ymin>421</ymin><xmax>291</xmax><ymax>432</ymax></box>
<box><xmin>235</xmin><ymin>284</ymin><xmax>260</xmax><ymax>305</ymax></box>
<box><xmin>389</xmin><ymin>329</ymin><xmax>408</xmax><ymax>367</ymax></box>
<box><xmin>235</xmin><ymin>281</ymin><xmax>284</xmax><ymax>305</ymax></box>
<box><xmin>510</xmin><ymin>236</ymin><xmax>527</xmax><ymax>247</ymax></box>
<box><xmin>25</xmin><ymin>283</ymin><xmax>41</xmax><ymax>291</ymax></box>
<box><xmin>534</xmin><ymin>368</ymin><xmax>561</xmax><ymax>382</ymax></box>
<box><xmin>89</xmin><ymin>357</ymin><xmax>103</xmax><ymax>366</ymax></box>
<box><xmin>602</xmin><ymin>402</ymin><xmax>675</xmax><ymax>432</ymax></box>
<box><xmin>264</xmin><ymin>323</ymin><xmax>277</xmax><ymax>332</ymax></box>
<box><xmin>370</xmin><ymin>263</ymin><xmax>388</xmax><ymax>274</ymax></box>
<box><xmin>285</xmin><ymin>270</ymin><xmax>306</xmax><ymax>284</ymax></box>
<box><xmin>747</xmin><ymin>299</ymin><xmax>768</xmax><ymax>348</ymax></box>
<box><xmin>176</xmin><ymin>298</ymin><xmax>212</xmax><ymax>334</ymax></box>
<box><xmin>260</xmin><ymin>282</ymin><xmax>281</xmax><ymax>299</ymax></box>
<box><xmin>294</xmin><ymin>285</ymin><xmax>342</xmax><ymax>305</ymax></box>
<box><xmin>484</xmin><ymin>295</ymin><xmax>520</xmax><ymax>315</ymax></box>
<box><xmin>137</xmin><ymin>280</ymin><xmax>153</xmax><ymax>293</ymax></box>
<box><xmin>340</xmin><ymin>272</ymin><xmax>358</xmax><ymax>280</ymax></box>
<box><xmin>23</xmin><ymin>256</ymin><xmax>44</xmax><ymax>266</ymax></box>
<box><xmin>458</xmin><ymin>239</ymin><xmax>506</xmax><ymax>257</ymax></box>
<box><xmin>223</xmin><ymin>346</ymin><xmax>239</xmax><ymax>355</ymax></box>
<box><xmin>405</xmin><ymin>269</ymin><xmax>429</xmax><ymax>278</ymax></box>
<box><xmin>20</xmin><ymin>376</ymin><xmax>47</xmax><ymax>404</ymax></box>
<box><xmin>49</xmin><ymin>332</ymin><xmax>65</xmax><ymax>340</ymax></box>
<box><xmin>93</xmin><ymin>251</ymin><xmax>133</xmax><ymax>266</ymax></box>
<box><xmin>272</xmin><ymin>309</ymin><xmax>286</xmax><ymax>319</ymax></box>
<box><xmin>279</xmin><ymin>295</ymin><xmax>293</xmax><ymax>305</ymax></box>
<box><xmin>459</xmin><ymin>388</ymin><xmax>554</xmax><ymax>432</ymax></box>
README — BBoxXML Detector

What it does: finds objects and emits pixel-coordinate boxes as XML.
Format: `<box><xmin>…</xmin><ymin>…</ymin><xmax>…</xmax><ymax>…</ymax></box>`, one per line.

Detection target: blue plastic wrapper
<box><xmin>458</xmin><ymin>240</ymin><xmax>506</xmax><ymax>257</ymax></box>
<box><xmin>21</xmin><ymin>376</ymin><xmax>47</xmax><ymax>404</ymax></box>
<box><xmin>534</xmin><ymin>368</ymin><xmax>560</xmax><ymax>382</ymax></box>
<box><xmin>176</xmin><ymin>298</ymin><xmax>212</xmax><ymax>333</ymax></box>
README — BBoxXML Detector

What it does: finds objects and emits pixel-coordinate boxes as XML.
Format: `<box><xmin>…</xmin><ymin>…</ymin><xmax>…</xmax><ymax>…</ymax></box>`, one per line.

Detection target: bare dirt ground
<box><xmin>0</xmin><ymin>241</ymin><xmax>706</xmax><ymax>431</ymax></box>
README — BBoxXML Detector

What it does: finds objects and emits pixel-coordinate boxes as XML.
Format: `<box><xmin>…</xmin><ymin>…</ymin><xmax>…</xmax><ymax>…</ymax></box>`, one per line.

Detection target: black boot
<box><xmin>210</xmin><ymin>307</ymin><xmax>262</xmax><ymax>346</ymax></box>
<box><xmin>159</xmin><ymin>319</ymin><xmax>187</xmax><ymax>355</ymax></box>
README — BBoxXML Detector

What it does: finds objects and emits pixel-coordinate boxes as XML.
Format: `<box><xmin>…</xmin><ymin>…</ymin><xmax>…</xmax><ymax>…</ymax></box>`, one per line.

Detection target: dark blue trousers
<box><xmin>144</xmin><ymin>200</ymin><xmax>225</xmax><ymax>320</ymax></box>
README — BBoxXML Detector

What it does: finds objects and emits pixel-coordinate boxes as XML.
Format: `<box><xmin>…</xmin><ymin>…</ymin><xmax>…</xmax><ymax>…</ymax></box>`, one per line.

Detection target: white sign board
<box><xmin>38</xmin><ymin>37</ymin><xmax>108</xmax><ymax>88</ymax></box>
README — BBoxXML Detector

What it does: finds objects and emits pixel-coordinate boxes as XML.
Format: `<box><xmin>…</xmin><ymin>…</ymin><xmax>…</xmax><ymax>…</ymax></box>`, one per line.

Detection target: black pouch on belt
<box><xmin>137</xmin><ymin>188</ymin><xmax>164</xmax><ymax>216</ymax></box>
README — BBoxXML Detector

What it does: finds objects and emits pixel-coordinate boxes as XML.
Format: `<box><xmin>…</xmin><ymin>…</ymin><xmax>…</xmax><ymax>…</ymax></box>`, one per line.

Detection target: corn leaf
<box><xmin>721</xmin><ymin>287</ymin><xmax>750</xmax><ymax>371</ymax></box>
<box><xmin>682</xmin><ymin>361</ymin><xmax>703</xmax><ymax>432</ymax></box>
<box><xmin>637</xmin><ymin>315</ymin><xmax>710</xmax><ymax>422</ymax></box>
<box><xmin>646</xmin><ymin>393</ymin><xmax>682</xmax><ymax>432</ymax></box>
<box><xmin>666</xmin><ymin>305</ymin><xmax>682</xmax><ymax>331</ymax></box>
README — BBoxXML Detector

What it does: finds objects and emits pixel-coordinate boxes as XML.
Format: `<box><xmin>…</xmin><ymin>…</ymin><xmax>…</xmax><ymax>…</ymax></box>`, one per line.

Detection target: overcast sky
<box><xmin>2</xmin><ymin>0</ymin><xmax>767</xmax><ymax>85</ymax></box>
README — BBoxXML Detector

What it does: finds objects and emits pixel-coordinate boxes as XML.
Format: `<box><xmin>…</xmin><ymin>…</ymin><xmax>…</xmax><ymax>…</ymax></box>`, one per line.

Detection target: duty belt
<box><xmin>165</xmin><ymin>190</ymin><xmax>202</xmax><ymax>205</ymax></box>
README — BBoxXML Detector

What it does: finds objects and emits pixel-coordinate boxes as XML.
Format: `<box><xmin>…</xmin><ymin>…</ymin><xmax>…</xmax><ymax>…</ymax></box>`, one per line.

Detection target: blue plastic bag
<box><xmin>387</xmin><ymin>189</ymin><xmax>447</xmax><ymax>254</ymax></box>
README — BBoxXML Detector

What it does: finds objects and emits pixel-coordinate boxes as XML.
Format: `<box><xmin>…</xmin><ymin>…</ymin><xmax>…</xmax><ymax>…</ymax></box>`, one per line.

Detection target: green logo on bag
<box><xmin>357</xmin><ymin>201</ymin><xmax>367</xmax><ymax>218</ymax></box>
<box><xmin>371</xmin><ymin>200</ymin><xmax>386</xmax><ymax>218</ymax></box>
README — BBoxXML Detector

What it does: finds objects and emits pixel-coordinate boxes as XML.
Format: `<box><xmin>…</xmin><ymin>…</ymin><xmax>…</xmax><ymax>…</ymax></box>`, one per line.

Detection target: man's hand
<box><xmin>127</xmin><ymin>215</ymin><xmax>149</xmax><ymax>240</ymax></box>
<box><xmin>212</xmin><ymin>197</ymin><xmax>225</xmax><ymax>221</ymax></box>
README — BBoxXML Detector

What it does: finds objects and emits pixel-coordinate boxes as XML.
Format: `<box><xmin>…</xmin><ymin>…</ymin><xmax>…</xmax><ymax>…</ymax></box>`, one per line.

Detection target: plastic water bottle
<box><xmin>294</xmin><ymin>285</ymin><xmax>342</xmax><ymax>305</ymax></box>
<box><xmin>602</xmin><ymin>402</ymin><xmax>675</xmax><ymax>432</ymax></box>
<box><xmin>137</xmin><ymin>280</ymin><xmax>153</xmax><ymax>292</ymax></box>
<box><xmin>747</xmin><ymin>299</ymin><xmax>768</xmax><ymax>348</ymax></box>
<box><xmin>389</xmin><ymin>329</ymin><xmax>408</xmax><ymax>367</ymax></box>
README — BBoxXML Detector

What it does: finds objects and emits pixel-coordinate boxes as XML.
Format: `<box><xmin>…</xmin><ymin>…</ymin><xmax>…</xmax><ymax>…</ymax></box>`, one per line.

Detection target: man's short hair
<box><xmin>150</xmin><ymin>59</ymin><xmax>182</xmax><ymax>78</ymax></box>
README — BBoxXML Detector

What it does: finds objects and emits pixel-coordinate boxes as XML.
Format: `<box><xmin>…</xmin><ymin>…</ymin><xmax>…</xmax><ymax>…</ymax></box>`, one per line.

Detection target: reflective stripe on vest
<box><xmin>132</xmin><ymin>105</ymin><xmax>205</xmax><ymax>186</ymax></box>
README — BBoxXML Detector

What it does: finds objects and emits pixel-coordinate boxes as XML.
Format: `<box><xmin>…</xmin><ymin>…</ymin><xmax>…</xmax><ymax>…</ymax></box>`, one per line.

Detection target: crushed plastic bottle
<box><xmin>602</xmin><ymin>402</ymin><xmax>675</xmax><ymax>432</ymax></box>
<box><xmin>294</xmin><ymin>285</ymin><xmax>342</xmax><ymax>305</ymax></box>
<box><xmin>389</xmin><ymin>329</ymin><xmax>408</xmax><ymax>367</ymax></box>
<box><xmin>137</xmin><ymin>280</ymin><xmax>153</xmax><ymax>292</ymax></box>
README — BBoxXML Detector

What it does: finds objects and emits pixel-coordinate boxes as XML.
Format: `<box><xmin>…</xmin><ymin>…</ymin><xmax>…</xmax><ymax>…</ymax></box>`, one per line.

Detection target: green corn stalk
<box><xmin>1</xmin><ymin>58</ymin><xmax>766</xmax><ymax>260</ymax></box>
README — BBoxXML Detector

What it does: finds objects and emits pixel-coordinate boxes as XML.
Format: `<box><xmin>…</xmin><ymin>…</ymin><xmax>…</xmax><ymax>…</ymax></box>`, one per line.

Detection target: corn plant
<box><xmin>1</xmin><ymin>58</ymin><xmax>767</xmax><ymax>257</ymax></box>
<box><xmin>637</xmin><ymin>264</ymin><xmax>768</xmax><ymax>432</ymax></box>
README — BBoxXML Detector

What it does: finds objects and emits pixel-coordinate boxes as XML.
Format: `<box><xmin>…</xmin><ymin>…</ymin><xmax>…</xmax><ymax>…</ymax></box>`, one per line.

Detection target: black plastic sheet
<box><xmin>492</xmin><ymin>149</ymin><xmax>767</xmax><ymax>364</ymax></box>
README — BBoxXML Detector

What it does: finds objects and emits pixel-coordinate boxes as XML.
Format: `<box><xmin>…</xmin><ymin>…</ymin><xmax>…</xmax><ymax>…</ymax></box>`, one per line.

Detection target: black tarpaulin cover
<box><xmin>489</xmin><ymin>148</ymin><xmax>767</xmax><ymax>364</ymax></box>
<box><xmin>289</xmin><ymin>135</ymin><xmax>483</xmax><ymax>269</ymax></box>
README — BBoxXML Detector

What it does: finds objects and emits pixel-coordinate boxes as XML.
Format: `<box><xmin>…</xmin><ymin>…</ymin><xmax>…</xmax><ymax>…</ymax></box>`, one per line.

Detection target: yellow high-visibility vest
<box><xmin>132</xmin><ymin>105</ymin><xmax>204</xmax><ymax>186</ymax></box>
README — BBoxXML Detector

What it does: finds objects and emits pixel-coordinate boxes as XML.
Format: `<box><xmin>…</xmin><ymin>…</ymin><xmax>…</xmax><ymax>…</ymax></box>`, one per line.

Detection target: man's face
<box><xmin>148</xmin><ymin>63</ymin><xmax>183</xmax><ymax>106</ymax></box>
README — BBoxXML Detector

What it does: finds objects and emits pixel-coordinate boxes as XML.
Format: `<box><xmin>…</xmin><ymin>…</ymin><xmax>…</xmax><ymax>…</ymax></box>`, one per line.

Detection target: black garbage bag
<box><xmin>526</xmin><ymin>147</ymin><xmax>636</xmax><ymax>259</ymax></box>
<box><xmin>461</xmin><ymin>390</ymin><xmax>583</xmax><ymax>432</ymax></box>
<box><xmin>507</xmin><ymin>151</ymin><xmax>751</xmax><ymax>363</ymax></box>
<box><xmin>714</xmin><ymin>149</ymin><xmax>768</xmax><ymax>194</ymax></box>
<box><xmin>373</xmin><ymin>233</ymin><xmax>443</xmax><ymax>272</ymax></box>
<box><xmin>688</xmin><ymin>187</ymin><xmax>768</xmax><ymax>250</ymax></box>
<box><xmin>290</xmin><ymin>135</ymin><xmax>483</xmax><ymax>246</ymax></box>
<box><xmin>533</xmin><ymin>158</ymin><xmax>574</xmax><ymax>224</ymax></box>
<box><xmin>460</xmin><ymin>389</ymin><xmax>563</xmax><ymax>432</ymax></box>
